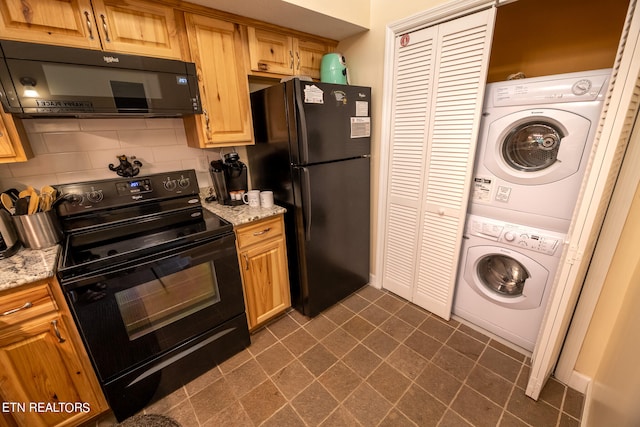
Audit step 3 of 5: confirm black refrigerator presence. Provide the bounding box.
[247,79,371,317]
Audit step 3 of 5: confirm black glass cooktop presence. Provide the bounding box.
[57,207,232,282]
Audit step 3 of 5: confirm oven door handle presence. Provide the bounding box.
[126,326,237,388]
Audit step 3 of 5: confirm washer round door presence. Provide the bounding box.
[463,245,549,310]
[483,109,591,185]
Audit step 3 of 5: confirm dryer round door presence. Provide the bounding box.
[463,245,549,310]
[483,109,591,185]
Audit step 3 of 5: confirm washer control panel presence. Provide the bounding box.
[466,215,566,256]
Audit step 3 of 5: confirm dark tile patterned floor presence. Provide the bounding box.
[95,286,584,426]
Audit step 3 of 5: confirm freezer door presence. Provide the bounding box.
[291,157,370,316]
[290,80,371,165]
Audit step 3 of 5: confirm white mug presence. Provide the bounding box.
[243,190,260,207]
[260,191,274,208]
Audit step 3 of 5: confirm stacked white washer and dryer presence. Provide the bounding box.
[453,69,611,352]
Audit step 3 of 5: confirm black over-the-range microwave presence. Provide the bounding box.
[0,39,202,117]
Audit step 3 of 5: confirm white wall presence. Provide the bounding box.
[583,184,640,425]
[283,0,371,28]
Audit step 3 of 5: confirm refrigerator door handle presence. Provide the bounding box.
[301,167,312,241]
[294,83,309,164]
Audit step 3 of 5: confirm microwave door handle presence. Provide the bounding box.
[301,167,312,241]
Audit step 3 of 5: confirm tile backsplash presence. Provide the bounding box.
[0,117,247,191]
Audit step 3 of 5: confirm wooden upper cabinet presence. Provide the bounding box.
[91,0,182,59]
[0,109,32,164]
[0,0,101,49]
[247,27,295,75]
[247,27,334,79]
[296,38,332,79]
[183,13,253,147]
[0,0,182,59]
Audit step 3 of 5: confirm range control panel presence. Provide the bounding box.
[466,215,566,256]
[56,169,199,216]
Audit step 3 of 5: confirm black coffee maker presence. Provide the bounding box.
[209,152,248,205]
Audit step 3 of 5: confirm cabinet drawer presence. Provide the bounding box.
[236,216,283,249]
[0,284,57,328]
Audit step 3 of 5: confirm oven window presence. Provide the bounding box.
[114,261,221,340]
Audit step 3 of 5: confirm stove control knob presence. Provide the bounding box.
[164,179,177,191]
[67,193,84,205]
[86,189,103,204]
[178,177,190,188]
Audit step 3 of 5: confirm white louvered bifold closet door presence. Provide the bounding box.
[381,8,495,319]
[382,26,437,302]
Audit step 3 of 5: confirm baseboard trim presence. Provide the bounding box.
[369,273,380,289]
[568,370,591,395]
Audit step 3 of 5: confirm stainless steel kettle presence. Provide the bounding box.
[0,209,20,258]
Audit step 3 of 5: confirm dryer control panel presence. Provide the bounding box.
[489,69,611,107]
[466,215,566,256]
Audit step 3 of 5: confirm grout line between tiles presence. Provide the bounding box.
[131,288,584,427]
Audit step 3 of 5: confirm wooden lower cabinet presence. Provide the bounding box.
[0,279,108,427]
[235,215,291,331]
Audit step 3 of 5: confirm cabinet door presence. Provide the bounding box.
[295,38,331,79]
[0,110,32,164]
[184,14,253,146]
[91,0,182,59]
[247,27,294,75]
[240,238,290,330]
[0,314,104,427]
[381,9,495,319]
[0,0,101,49]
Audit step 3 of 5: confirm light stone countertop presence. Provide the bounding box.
[202,198,286,226]
[0,245,60,292]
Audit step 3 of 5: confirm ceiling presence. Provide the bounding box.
[184,0,369,40]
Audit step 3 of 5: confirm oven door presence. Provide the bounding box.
[63,232,245,382]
